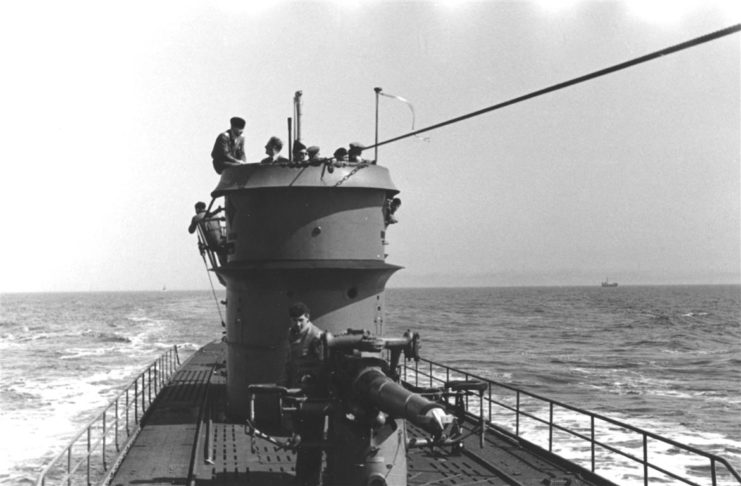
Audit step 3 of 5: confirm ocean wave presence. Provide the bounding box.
[0,339,19,351]
[59,347,114,360]
[2,330,79,343]
[80,330,131,343]
[0,388,44,410]
[176,342,204,351]
[126,315,174,328]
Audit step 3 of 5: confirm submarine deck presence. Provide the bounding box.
[107,341,615,486]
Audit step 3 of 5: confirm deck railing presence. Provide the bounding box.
[36,346,181,486]
[402,357,741,486]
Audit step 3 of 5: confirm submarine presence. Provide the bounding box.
[36,26,741,486]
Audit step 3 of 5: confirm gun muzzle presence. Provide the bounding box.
[353,367,444,435]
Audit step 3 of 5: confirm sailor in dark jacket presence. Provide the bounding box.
[211,117,247,174]
[286,302,324,486]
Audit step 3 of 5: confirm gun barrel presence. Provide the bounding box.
[325,333,411,352]
[353,367,443,434]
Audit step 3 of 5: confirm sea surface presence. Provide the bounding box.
[1,286,739,485]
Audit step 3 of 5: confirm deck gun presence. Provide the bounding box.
[245,330,472,486]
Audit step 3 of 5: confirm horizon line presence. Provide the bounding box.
[3,282,740,294]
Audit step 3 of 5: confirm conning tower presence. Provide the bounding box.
[211,162,401,417]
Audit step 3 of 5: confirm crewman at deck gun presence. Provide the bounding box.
[285,302,325,486]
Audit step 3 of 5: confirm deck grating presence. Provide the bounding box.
[109,341,615,486]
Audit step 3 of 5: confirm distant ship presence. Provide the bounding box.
[601,278,618,287]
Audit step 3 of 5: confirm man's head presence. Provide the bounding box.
[348,142,365,160]
[307,146,320,159]
[293,141,307,161]
[194,201,207,213]
[333,147,348,161]
[229,117,246,136]
[265,136,283,156]
[288,302,311,334]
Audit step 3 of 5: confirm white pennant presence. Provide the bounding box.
[380,92,430,142]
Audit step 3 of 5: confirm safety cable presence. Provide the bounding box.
[368,23,741,150]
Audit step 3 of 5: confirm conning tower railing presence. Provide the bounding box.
[401,357,741,486]
[36,346,181,486]
[195,214,227,271]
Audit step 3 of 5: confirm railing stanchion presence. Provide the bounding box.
[67,447,71,486]
[125,388,130,435]
[134,378,139,424]
[515,391,520,437]
[591,415,595,472]
[643,433,648,486]
[429,361,433,387]
[549,402,554,452]
[86,427,91,486]
[711,458,717,486]
[464,372,469,409]
[488,382,492,425]
[479,387,485,448]
[115,398,120,452]
[102,411,107,471]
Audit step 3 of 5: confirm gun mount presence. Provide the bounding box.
[246,330,462,486]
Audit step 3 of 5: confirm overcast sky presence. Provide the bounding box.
[0,0,738,292]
